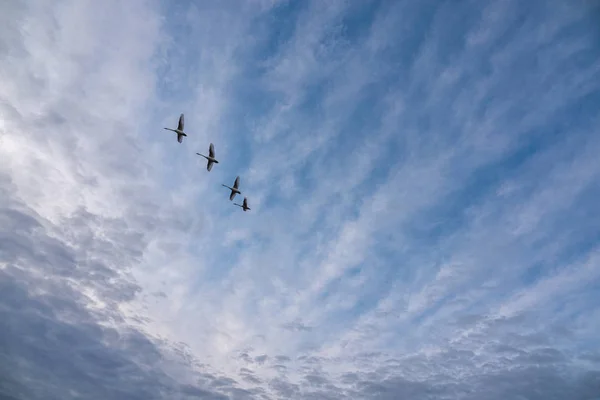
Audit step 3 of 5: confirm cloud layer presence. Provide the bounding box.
[1,0,600,399]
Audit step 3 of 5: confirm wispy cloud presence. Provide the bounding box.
[1,0,599,399]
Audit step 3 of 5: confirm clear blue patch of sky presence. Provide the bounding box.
[228,0,384,132]
[153,1,202,104]
[403,133,562,245]
[433,2,481,57]
[216,2,391,185]
[527,182,600,275]
[227,2,307,122]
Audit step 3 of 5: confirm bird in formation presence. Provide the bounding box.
[164,113,187,143]
[222,176,241,201]
[196,143,219,171]
[234,197,251,212]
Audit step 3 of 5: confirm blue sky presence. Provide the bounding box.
[1,0,600,399]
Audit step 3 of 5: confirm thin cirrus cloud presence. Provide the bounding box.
[1,0,599,399]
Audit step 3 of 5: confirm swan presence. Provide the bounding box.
[163,113,187,143]
[234,197,251,212]
[196,143,219,171]
[222,176,241,201]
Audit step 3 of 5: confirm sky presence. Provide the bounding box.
[1,0,600,399]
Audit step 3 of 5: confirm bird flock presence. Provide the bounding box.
[164,113,251,212]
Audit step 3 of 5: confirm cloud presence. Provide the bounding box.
[0,184,234,399]
[1,0,600,399]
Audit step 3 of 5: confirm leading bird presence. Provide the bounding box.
[234,197,251,212]
[222,176,241,201]
[163,113,187,143]
[196,143,219,171]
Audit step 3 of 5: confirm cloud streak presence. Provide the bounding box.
[1,0,599,399]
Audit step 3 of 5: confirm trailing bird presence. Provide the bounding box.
[234,197,250,212]
[196,143,219,171]
[163,113,187,143]
[222,176,241,201]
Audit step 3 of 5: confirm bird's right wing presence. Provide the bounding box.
[177,113,184,131]
[209,143,215,157]
[207,160,214,171]
[233,176,240,189]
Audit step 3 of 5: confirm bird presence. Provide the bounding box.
[163,113,187,143]
[222,176,241,201]
[196,143,219,171]
[234,197,251,212]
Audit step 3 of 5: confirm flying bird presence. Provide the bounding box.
[196,143,219,171]
[222,176,241,201]
[163,113,187,143]
[234,197,251,212]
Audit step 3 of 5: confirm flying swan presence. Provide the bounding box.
[222,176,241,201]
[234,197,251,212]
[196,143,219,171]
[163,113,187,143]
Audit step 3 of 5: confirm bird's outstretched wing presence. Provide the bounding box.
[229,191,237,201]
[243,198,248,208]
[177,133,184,143]
[207,160,214,171]
[233,176,240,189]
[209,143,215,158]
[177,113,184,131]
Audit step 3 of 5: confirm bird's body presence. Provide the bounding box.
[234,197,251,212]
[196,143,219,171]
[222,176,241,201]
[164,113,187,143]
